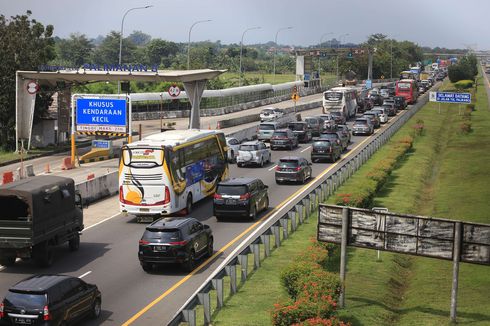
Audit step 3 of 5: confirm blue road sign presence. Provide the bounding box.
[429,92,471,104]
[365,79,372,89]
[76,98,126,132]
[92,140,111,149]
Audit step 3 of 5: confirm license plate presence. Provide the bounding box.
[154,245,167,252]
[14,318,33,325]
[225,199,237,205]
[318,150,325,153]
[140,208,149,212]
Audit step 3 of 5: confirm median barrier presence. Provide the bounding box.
[75,171,118,204]
[61,157,74,170]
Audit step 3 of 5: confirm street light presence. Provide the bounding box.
[318,32,334,78]
[239,26,261,87]
[272,26,293,83]
[118,5,153,94]
[187,19,212,70]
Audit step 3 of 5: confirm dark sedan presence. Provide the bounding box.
[287,122,312,143]
[275,157,312,184]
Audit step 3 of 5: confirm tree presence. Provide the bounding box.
[128,30,151,46]
[146,39,179,67]
[0,11,56,150]
[92,31,136,64]
[56,33,93,66]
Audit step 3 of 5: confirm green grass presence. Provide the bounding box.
[0,147,66,165]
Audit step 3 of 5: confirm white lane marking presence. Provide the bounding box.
[84,212,121,231]
[300,146,312,153]
[268,164,277,171]
[79,271,92,278]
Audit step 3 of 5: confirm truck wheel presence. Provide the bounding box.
[0,256,16,267]
[34,242,54,268]
[69,233,80,252]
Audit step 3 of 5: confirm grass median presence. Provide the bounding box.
[202,76,490,325]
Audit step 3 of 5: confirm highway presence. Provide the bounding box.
[0,90,427,325]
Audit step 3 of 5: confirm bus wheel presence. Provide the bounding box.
[186,193,193,215]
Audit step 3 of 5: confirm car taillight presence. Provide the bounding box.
[139,239,150,245]
[275,166,281,171]
[295,167,301,171]
[169,240,189,246]
[164,186,170,205]
[336,140,340,144]
[43,305,51,321]
[213,193,222,199]
[239,193,251,200]
[0,301,4,318]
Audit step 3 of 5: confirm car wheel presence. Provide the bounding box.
[141,262,152,272]
[230,151,235,163]
[68,232,80,252]
[300,173,305,184]
[206,238,214,258]
[34,242,54,268]
[185,193,193,215]
[184,250,196,272]
[0,256,16,267]
[263,196,269,211]
[237,163,243,167]
[90,299,102,319]
[276,179,281,185]
[250,204,257,220]
[259,158,264,167]
[215,215,222,222]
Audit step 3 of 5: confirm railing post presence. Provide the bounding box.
[288,210,297,232]
[339,207,349,308]
[238,254,248,282]
[260,234,271,257]
[182,309,196,326]
[450,222,462,322]
[280,218,289,239]
[271,225,281,248]
[225,264,237,294]
[211,278,224,309]
[304,197,311,217]
[251,243,260,269]
[197,292,211,325]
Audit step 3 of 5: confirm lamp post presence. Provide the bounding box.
[272,26,293,83]
[187,19,212,70]
[239,26,261,87]
[318,32,333,79]
[118,5,153,94]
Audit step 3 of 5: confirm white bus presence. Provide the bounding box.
[322,87,358,119]
[119,129,229,220]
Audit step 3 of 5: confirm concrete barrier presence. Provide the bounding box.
[75,171,119,204]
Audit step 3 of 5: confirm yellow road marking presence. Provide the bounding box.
[123,131,376,325]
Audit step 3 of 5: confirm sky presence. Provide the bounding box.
[1,0,488,50]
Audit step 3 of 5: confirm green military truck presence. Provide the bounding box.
[0,175,84,267]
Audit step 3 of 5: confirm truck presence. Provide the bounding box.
[0,175,84,267]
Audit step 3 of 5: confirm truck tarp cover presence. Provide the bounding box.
[0,175,75,222]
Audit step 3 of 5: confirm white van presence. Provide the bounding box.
[322,87,358,119]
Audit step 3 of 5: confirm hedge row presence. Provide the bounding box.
[271,239,348,326]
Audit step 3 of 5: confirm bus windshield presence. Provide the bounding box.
[397,82,411,90]
[324,92,342,102]
[122,147,164,167]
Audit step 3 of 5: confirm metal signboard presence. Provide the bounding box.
[429,92,472,104]
[76,98,127,132]
[318,204,490,265]
[91,140,111,149]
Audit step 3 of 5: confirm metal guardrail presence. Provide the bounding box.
[167,85,437,326]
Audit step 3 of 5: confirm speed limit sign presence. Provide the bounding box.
[168,85,181,97]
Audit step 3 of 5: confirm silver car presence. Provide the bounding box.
[352,117,374,136]
[237,141,272,168]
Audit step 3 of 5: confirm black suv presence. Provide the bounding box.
[213,178,269,221]
[138,217,213,272]
[319,131,348,151]
[287,122,312,143]
[311,138,342,163]
[0,274,101,326]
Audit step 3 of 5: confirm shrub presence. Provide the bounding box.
[271,295,338,326]
[460,122,472,134]
[298,270,342,302]
[399,135,414,144]
[454,80,474,90]
[292,317,351,326]
[280,262,319,299]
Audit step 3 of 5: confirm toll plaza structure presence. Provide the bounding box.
[15,68,225,165]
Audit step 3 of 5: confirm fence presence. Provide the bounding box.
[167,84,435,325]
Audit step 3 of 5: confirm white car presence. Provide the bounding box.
[372,107,389,124]
[237,141,272,168]
[260,107,284,122]
[226,137,241,163]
